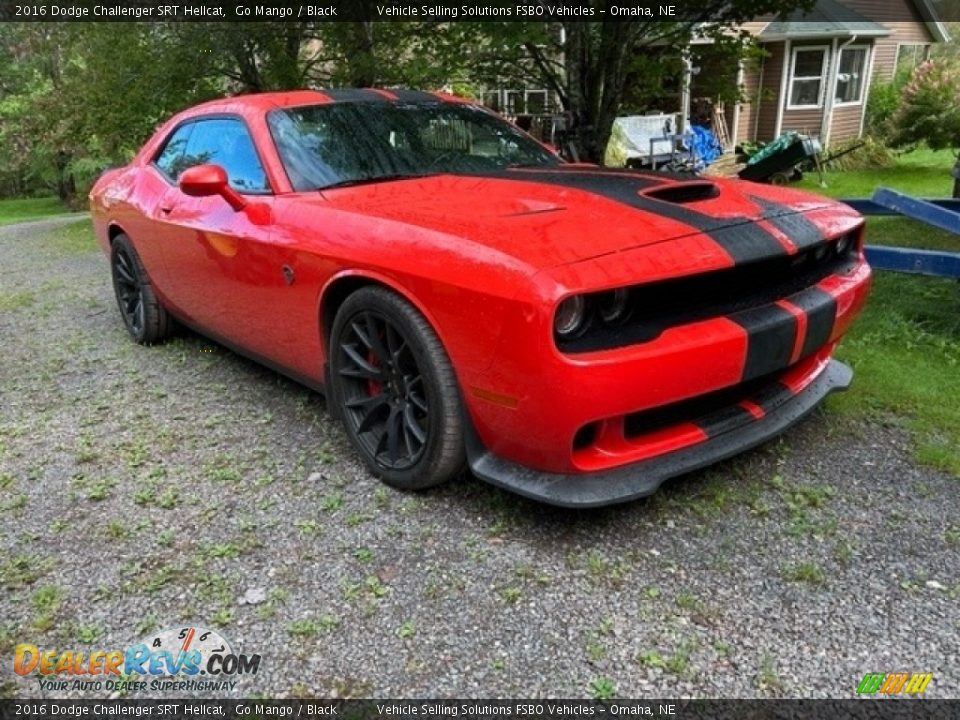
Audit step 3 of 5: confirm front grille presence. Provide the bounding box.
[557,235,857,354]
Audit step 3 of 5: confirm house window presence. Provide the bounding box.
[835,46,868,105]
[788,47,828,109]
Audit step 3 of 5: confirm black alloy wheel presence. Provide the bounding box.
[330,287,464,490]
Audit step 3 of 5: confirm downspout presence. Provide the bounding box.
[680,48,693,136]
[730,58,744,152]
[822,35,857,147]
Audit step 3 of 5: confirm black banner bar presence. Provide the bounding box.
[2,0,923,23]
[2,700,960,720]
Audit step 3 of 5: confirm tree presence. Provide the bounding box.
[890,58,960,197]
[455,1,816,162]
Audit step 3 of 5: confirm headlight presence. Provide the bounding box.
[597,288,630,324]
[554,295,587,337]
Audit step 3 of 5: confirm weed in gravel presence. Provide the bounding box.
[85,477,115,501]
[644,585,660,599]
[373,487,390,507]
[321,492,344,512]
[1,553,57,589]
[491,658,505,671]
[50,518,67,533]
[666,638,697,676]
[210,608,233,627]
[945,526,960,547]
[585,638,606,663]
[2,493,27,513]
[294,519,322,536]
[346,512,372,527]
[781,561,827,587]
[105,520,129,539]
[713,640,733,657]
[588,676,616,701]
[354,547,374,563]
[756,652,783,693]
[136,615,159,635]
[133,482,156,506]
[584,550,630,587]
[73,623,102,643]
[364,575,388,598]
[500,586,523,604]
[288,614,339,638]
[255,588,289,620]
[834,539,857,567]
[157,487,179,509]
[74,434,99,464]
[0,289,36,310]
[31,585,63,631]
[157,530,175,548]
[397,620,416,639]
[0,623,17,654]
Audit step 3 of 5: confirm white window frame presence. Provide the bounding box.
[786,45,830,110]
[835,45,870,107]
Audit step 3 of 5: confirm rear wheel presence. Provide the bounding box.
[110,233,172,344]
[329,286,465,490]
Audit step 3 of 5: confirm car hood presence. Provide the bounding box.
[313,167,851,269]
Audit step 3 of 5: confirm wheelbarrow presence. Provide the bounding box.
[738,133,822,185]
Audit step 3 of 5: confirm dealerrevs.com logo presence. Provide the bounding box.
[14,626,260,693]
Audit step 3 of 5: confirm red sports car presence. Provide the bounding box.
[90,89,871,507]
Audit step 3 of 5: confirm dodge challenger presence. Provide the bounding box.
[89,89,872,507]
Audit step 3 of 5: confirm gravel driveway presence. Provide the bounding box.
[1,218,958,699]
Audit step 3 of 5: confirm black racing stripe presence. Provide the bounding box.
[749,195,825,250]
[322,89,388,103]
[495,169,788,265]
[389,89,442,103]
[729,304,798,382]
[696,405,755,439]
[750,382,793,415]
[789,287,838,358]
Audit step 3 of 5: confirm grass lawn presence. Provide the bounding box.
[0,196,77,225]
[803,146,960,474]
[797,145,958,199]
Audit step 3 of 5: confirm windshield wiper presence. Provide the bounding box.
[318,172,440,191]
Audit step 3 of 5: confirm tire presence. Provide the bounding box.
[110,233,172,344]
[329,286,465,490]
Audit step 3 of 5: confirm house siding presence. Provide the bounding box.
[735,64,762,144]
[755,42,785,141]
[843,0,935,80]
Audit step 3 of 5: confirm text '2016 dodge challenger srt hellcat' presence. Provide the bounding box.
[90,89,871,507]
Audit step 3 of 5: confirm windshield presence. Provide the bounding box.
[267,101,561,191]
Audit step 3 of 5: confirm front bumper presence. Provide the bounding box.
[465,358,852,508]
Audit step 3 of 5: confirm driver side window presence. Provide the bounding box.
[181,118,270,193]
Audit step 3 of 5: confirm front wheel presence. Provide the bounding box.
[329,286,465,490]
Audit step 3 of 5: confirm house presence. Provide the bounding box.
[728,0,949,147]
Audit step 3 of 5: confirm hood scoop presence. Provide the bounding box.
[641,181,720,204]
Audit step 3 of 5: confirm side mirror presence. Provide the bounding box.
[179,164,246,211]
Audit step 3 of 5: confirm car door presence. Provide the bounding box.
[151,116,282,352]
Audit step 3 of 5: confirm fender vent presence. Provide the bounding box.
[641,182,720,204]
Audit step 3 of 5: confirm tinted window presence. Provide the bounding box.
[181,118,269,192]
[267,102,560,191]
[154,123,195,180]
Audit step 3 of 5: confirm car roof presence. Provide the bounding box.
[186,88,468,115]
